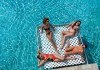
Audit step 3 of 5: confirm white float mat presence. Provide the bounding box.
[37,25,85,69]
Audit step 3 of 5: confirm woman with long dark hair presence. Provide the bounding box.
[40,17,58,53]
[61,20,81,49]
[37,50,75,66]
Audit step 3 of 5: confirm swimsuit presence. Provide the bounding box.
[43,54,56,61]
[67,30,75,33]
[46,31,51,35]
[72,47,83,53]
[44,28,51,35]
[44,28,50,31]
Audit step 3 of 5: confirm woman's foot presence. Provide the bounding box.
[65,57,76,60]
[70,57,76,60]
[60,43,64,49]
[60,46,63,49]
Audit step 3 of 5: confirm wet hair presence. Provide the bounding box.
[37,55,41,60]
[79,43,87,48]
[75,20,81,26]
[72,20,81,28]
[84,44,87,48]
[43,18,49,24]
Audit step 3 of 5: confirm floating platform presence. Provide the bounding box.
[53,63,99,70]
[36,24,88,69]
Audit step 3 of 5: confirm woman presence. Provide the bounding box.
[37,50,75,67]
[61,20,81,49]
[40,17,58,53]
[64,41,85,56]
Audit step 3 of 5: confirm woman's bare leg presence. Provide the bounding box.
[65,57,75,60]
[65,46,74,52]
[61,31,70,49]
[61,35,68,48]
[65,51,76,56]
[61,31,66,49]
[53,54,75,62]
[53,59,62,62]
[47,32,58,52]
[54,54,64,61]
[61,32,74,49]
[61,31,66,39]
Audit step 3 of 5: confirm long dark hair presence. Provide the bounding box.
[72,20,81,28]
[37,55,42,60]
[43,18,49,24]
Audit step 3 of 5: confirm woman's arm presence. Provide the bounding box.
[65,22,75,28]
[38,59,41,66]
[38,60,46,67]
[75,27,80,36]
[40,24,44,33]
[37,50,44,55]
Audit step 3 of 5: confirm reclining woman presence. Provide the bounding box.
[37,50,75,67]
[61,20,81,49]
[64,41,85,58]
[40,17,58,53]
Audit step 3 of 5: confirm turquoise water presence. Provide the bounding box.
[0,0,100,70]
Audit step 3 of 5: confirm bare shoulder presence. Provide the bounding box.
[41,24,44,26]
[40,24,44,27]
[71,22,75,25]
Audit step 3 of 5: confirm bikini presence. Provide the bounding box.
[44,28,50,31]
[43,54,56,61]
[44,28,51,35]
[73,47,83,53]
[68,27,79,34]
[67,30,75,33]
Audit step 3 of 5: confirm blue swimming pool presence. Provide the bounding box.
[0,0,100,70]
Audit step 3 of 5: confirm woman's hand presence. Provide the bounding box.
[38,60,46,67]
[65,24,71,28]
[37,50,44,55]
[66,22,75,28]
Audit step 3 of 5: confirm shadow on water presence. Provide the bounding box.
[82,35,95,64]
[82,35,100,70]
[99,66,100,70]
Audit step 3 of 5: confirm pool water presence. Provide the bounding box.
[0,0,100,70]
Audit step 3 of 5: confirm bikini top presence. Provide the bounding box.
[77,46,83,53]
[44,27,50,31]
[43,54,52,60]
[75,27,79,33]
[43,54,55,61]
